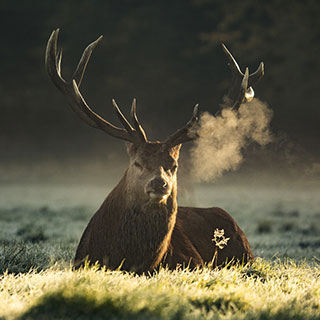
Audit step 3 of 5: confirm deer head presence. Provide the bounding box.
[125,141,181,205]
[45,29,199,206]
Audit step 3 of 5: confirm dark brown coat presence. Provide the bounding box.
[74,173,253,272]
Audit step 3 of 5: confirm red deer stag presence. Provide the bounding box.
[46,29,264,273]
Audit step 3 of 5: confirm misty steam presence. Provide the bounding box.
[190,99,273,182]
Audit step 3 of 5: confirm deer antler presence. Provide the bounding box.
[164,104,199,147]
[45,29,147,144]
[46,29,200,147]
[219,43,264,113]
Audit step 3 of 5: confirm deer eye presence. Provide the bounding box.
[133,161,143,170]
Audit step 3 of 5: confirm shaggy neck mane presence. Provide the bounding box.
[102,170,178,273]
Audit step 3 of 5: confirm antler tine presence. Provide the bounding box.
[46,30,94,127]
[111,99,148,143]
[248,62,264,87]
[46,30,65,89]
[46,29,99,127]
[222,43,243,77]
[231,67,249,111]
[221,43,264,111]
[72,81,135,142]
[131,99,148,142]
[56,48,63,76]
[112,99,135,134]
[164,104,199,147]
[72,35,103,87]
[46,29,141,144]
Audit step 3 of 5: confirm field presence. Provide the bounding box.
[0,181,319,319]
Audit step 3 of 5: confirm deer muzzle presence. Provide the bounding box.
[145,177,170,201]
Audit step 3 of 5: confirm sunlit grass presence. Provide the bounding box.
[0,259,319,320]
[1,184,319,319]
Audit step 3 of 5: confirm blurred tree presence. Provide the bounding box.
[0,0,319,164]
[191,0,320,147]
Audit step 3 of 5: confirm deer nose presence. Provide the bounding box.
[148,177,168,194]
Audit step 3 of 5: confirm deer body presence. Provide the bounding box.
[46,29,263,272]
[75,203,253,271]
[73,142,253,272]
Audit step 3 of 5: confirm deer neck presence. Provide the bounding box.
[106,171,178,272]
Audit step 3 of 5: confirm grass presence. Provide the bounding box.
[0,259,319,319]
[0,183,319,319]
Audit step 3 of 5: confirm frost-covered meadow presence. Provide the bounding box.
[1,181,319,268]
[0,180,319,319]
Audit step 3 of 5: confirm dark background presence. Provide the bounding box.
[1,0,319,184]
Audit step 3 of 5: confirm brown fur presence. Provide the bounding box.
[166,207,253,268]
[74,142,253,273]
[75,173,178,273]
